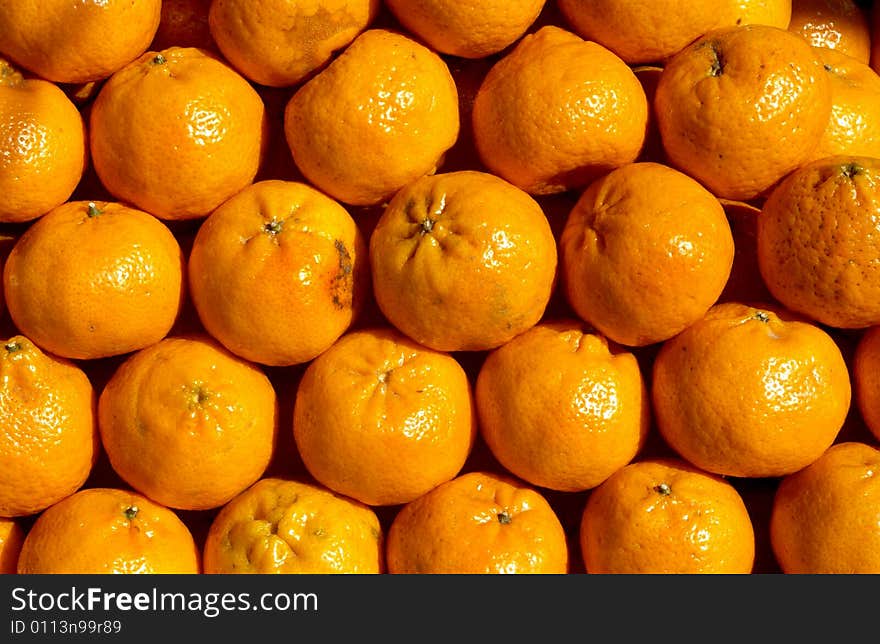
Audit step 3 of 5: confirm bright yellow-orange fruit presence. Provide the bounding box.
[293,327,476,507]
[284,29,459,206]
[475,320,650,492]
[17,488,200,574]
[90,47,266,220]
[771,441,880,573]
[188,180,368,367]
[472,25,647,195]
[0,336,97,518]
[560,162,734,347]
[152,0,216,51]
[0,518,24,574]
[203,478,384,574]
[789,0,871,63]
[580,458,756,574]
[852,326,880,442]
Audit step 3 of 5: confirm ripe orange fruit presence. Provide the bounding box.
[209,0,380,87]
[472,25,647,195]
[0,335,97,518]
[0,59,86,224]
[557,0,791,65]
[757,156,880,329]
[0,0,161,84]
[369,170,557,352]
[90,46,266,220]
[852,326,880,442]
[284,28,459,207]
[98,335,278,511]
[203,478,384,574]
[3,200,185,361]
[580,458,756,574]
[475,320,650,492]
[652,302,851,478]
[789,0,871,63]
[560,162,734,347]
[770,441,880,573]
[384,0,547,59]
[655,24,832,201]
[152,0,216,52]
[809,47,880,161]
[386,471,569,574]
[0,518,24,574]
[293,327,476,507]
[188,180,368,367]
[17,488,200,574]
[718,199,774,304]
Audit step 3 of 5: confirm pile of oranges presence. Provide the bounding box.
[2,0,880,575]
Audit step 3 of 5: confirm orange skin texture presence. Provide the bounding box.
[384,0,547,59]
[284,28,459,207]
[0,518,24,574]
[0,336,97,518]
[209,0,380,87]
[809,47,880,161]
[3,201,185,361]
[293,327,476,507]
[386,471,569,574]
[789,0,871,63]
[852,326,880,442]
[655,24,832,201]
[652,302,851,479]
[0,60,86,223]
[770,441,880,573]
[90,47,266,220]
[580,458,756,574]
[475,320,650,492]
[557,0,791,65]
[560,162,734,347]
[98,335,278,511]
[152,0,216,52]
[203,478,384,574]
[472,25,648,196]
[757,156,880,329]
[0,0,161,84]
[17,488,200,574]
[188,180,369,367]
[369,171,557,352]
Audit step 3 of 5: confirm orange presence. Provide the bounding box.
[475,320,650,492]
[718,199,774,304]
[471,25,647,195]
[209,0,380,87]
[188,180,369,367]
[580,458,756,574]
[17,487,200,574]
[98,335,278,511]
[789,0,871,62]
[0,59,86,224]
[152,0,216,52]
[757,156,880,329]
[0,335,97,518]
[0,0,161,84]
[368,170,557,352]
[293,327,476,507]
[557,0,791,65]
[0,518,24,574]
[655,24,832,201]
[384,0,547,59]
[652,302,851,478]
[559,162,734,347]
[873,5,880,73]
[809,47,880,161]
[386,471,569,574]
[3,200,185,361]
[770,441,880,573]
[90,46,266,220]
[284,28,459,207]
[632,65,667,164]
[203,478,384,574]
[852,326,880,442]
